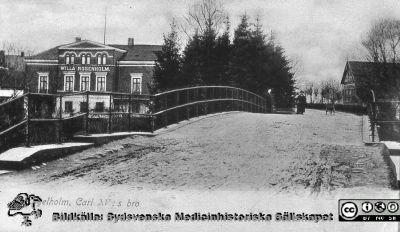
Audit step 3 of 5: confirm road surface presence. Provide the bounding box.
[0,109,394,192]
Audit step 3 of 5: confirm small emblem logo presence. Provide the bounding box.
[361,201,373,213]
[7,193,42,226]
[341,202,358,219]
[387,202,399,213]
[374,201,386,213]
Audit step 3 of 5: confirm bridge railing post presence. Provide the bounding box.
[176,91,180,123]
[128,94,132,131]
[58,94,63,144]
[196,88,199,117]
[233,88,236,111]
[164,94,168,127]
[107,93,112,134]
[219,87,222,112]
[186,89,190,120]
[84,91,89,135]
[149,95,155,133]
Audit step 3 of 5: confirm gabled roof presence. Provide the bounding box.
[108,44,162,61]
[341,61,400,84]
[26,46,60,60]
[26,40,162,62]
[59,40,126,52]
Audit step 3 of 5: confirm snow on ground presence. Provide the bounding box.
[0,110,397,232]
[0,110,394,191]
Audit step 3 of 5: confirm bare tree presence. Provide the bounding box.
[304,81,313,103]
[181,0,227,38]
[320,79,342,103]
[362,18,400,63]
[313,84,320,103]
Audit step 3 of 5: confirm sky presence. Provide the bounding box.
[1,0,400,86]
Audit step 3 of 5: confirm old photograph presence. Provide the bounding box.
[1,0,400,231]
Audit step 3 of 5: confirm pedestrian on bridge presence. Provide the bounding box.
[296,92,306,114]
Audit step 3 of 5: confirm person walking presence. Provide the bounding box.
[297,92,306,114]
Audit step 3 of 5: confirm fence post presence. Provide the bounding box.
[85,91,89,135]
[164,95,168,127]
[150,95,155,133]
[204,88,208,115]
[242,90,245,111]
[234,89,237,111]
[246,92,249,112]
[58,95,63,144]
[251,95,253,112]
[196,89,199,117]
[186,90,190,120]
[176,91,180,123]
[24,93,30,147]
[108,93,112,134]
[371,102,375,142]
[219,88,222,112]
[128,94,132,131]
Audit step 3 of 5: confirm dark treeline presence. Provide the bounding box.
[151,13,295,108]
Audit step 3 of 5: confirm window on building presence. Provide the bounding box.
[65,53,74,64]
[97,55,101,65]
[38,74,48,93]
[80,102,88,112]
[80,75,90,91]
[66,55,70,64]
[130,73,142,94]
[64,75,74,92]
[95,102,104,112]
[96,76,106,92]
[81,54,86,64]
[86,54,91,64]
[102,54,107,64]
[65,101,73,113]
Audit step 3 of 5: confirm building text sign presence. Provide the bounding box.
[60,66,110,72]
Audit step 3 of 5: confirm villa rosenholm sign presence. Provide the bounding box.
[60,66,110,72]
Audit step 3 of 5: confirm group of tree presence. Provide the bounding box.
[302,79,342,104]
[0,41,34,92]
[152,0,295,107]
[359,17,400,102]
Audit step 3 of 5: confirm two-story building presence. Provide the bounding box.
[341,61,400,105]
[25,38,161,113]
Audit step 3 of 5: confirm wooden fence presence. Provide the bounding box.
[0,86,267,153]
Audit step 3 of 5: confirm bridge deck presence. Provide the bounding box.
[0,109,393,193]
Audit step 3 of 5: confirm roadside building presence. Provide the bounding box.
[24,38,161,113]
[341,61,365,105]
[0,51,26,102]
[341,61,400,105]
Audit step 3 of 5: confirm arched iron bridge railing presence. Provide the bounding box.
[151,86,267,130]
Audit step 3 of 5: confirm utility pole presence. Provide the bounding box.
[103,7,107,45]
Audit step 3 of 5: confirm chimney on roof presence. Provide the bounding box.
[75,37,82,42]
[128,38,134,47]
[20,52,24,57]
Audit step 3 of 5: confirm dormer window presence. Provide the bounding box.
[97,54,107,65]
[81,54,86,64]
[81,54,91,65]
[102,54,107,64]
[65,53,75,64]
